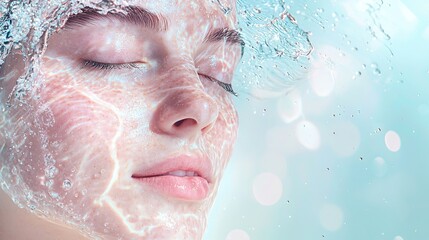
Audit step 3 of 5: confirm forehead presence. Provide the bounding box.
[122,0,237,26]
[57,0,242,57]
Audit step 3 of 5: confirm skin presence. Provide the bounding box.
[0,0,241,239]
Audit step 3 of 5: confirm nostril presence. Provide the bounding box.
[174,119,185,127]
[173,118,197,128]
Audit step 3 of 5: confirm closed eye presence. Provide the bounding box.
[198,73,238,97]
[81,60,238,96]
[82,60,141,70]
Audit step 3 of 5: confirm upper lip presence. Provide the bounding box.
[131,154,213,183]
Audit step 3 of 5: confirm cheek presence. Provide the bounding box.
[7,65,126,204]
[206,97,238,175]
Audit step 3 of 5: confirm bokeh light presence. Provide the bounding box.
[309,58,336,97]
[295,120,321,150]
[252,172,283,206]
[373,156,387,178]
[385,130,401,152]
[319,204,344,231]
[225,229,250,240]
[277,90,302,123]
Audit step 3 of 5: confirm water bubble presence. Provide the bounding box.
[371,63,382,75]
[44,153,55,166]
[394,236,404,240]
[45,165,58,178]
[373,68,381,75]
[62,179,72,190]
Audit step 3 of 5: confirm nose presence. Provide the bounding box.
[150,88,219,138]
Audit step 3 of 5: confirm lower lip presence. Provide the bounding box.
[133,175,210,201]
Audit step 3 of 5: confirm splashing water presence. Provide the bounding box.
[0,0,313,100]
[236,0,313,98]
[0,0,313,238]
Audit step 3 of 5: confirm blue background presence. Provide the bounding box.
[205,0,429,239]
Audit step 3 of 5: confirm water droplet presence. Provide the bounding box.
[45,179,54,188]
[373,68,381,75]
[49,191,59,199]
[44,153,55,166]
[25,191,33,200]
[62,179,72,190]
[45,165,58,178]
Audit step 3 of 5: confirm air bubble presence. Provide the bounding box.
[62,179,72,190]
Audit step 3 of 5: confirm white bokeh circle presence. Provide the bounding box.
[295,120,321,150]
[309,61,336,97]
[225,229,250,240]
[252,172,283,206]
[277,90,302,123]
[385,130,401,152]
[319,204,344,231]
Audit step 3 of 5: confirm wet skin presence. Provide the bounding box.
[0,0,241,239]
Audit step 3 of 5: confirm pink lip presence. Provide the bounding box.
[132,155,212,201]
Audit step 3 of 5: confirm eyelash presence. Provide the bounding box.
[82,60,238,96]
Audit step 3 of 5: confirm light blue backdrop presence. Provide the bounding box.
[205,0,429,239]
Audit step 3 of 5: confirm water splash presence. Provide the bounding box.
[366,0,394,56]
[0,0,313,238]
[236,0,313,98]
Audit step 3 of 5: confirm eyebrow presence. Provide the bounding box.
[64,6,168,31]
[64,6,244,54]
[205,28,245,55]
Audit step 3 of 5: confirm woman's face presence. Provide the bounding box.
[0,0,241,239]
